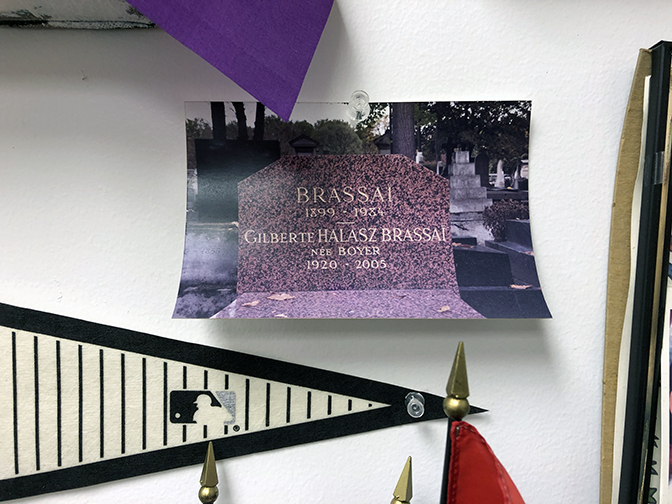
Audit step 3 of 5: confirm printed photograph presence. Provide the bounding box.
[173,100,550,319]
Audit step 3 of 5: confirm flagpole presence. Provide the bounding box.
[439,418,453,504]
[440,342,470,504]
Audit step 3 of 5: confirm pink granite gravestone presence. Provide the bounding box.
[237,155,459,293]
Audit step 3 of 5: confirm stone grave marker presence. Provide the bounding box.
[448,149,492,218]
[475,152,490,187]
[237,155,459,293]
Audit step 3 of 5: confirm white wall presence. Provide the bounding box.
[1,1,670,502]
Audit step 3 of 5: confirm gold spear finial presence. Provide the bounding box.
[199,442,219,504]
[443,341,470,421]
[390,456,413,504]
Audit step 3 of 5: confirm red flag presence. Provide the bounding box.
[447,421,525,504]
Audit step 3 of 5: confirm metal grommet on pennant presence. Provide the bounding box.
[404,392,426,418]
[347,90,371,125]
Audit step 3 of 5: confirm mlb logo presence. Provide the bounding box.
[170,390,236,425]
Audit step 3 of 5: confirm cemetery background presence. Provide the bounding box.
[173,101,550,319]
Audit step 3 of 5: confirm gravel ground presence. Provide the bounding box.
[212,289,484,319]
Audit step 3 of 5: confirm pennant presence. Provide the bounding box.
[125,0,334,120]
[0,302,478,501]
[446,421,525,504]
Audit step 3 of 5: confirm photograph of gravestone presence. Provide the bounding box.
[173,101,551,319]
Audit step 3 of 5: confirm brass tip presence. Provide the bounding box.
[199,442,219,503]
[443,342,470,420]
[390,456,412,504]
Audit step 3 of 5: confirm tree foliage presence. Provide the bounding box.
[355,103,389,153]
[312,119,363,154]
[226,122,253,140]
[483,199,529,241]
[263,116,315,156]
[419,101,530,173]
[185,118,213,139]
[191,100,529,170]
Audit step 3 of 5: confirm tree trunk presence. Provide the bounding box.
[253,102,265,141]
[210,102,226,141]
[391,102,415,159]
[233,102,249,140]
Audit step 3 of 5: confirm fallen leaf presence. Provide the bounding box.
[267,293,296,301]
[274,313,289,318]
[510,284,532,290]
[242,300,260,307]
[437,305,451,312]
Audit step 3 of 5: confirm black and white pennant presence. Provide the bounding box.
[0,303,459,501]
